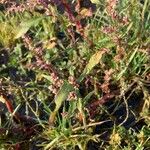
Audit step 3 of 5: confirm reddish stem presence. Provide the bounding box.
[1,94,37,124]
[88,90,120,117]
[5,99,14,113]
[15,143,21,150]
[60,0,93,46]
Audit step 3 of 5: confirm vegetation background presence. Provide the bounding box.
[0,0,149,149]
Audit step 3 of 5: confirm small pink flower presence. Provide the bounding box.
[67,91,77,101]
[102,26,116,34]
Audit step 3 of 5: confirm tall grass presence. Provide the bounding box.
[0,0,149,149]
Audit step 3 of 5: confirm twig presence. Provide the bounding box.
[72,120,111,132]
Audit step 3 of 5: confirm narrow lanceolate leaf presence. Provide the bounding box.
[116,46,138,80]
[49,81,73,125]
[77,98,87,129]
[142,0,148,21]
[83,91,95,105]
[54,81,73,111]
[78,50,105,82]
[15,17,43,39]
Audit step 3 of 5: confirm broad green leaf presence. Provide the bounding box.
[78,50,104,82]
[15,17,43,39]
[68,100,77,115]
[49,81,73,125]
[54,81,73,111]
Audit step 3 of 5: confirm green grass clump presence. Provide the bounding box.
[0,0,149,149]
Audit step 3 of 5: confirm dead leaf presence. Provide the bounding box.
[80,8,93,17]
[0,95,6,103]
[43,37,57,49]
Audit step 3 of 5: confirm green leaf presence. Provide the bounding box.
[116,46,138,80]
[83,91,95,105]
[121,22,133,37]
[42,74,52,82]
[78,50,104,82]
[77,98,87,129]
[15,17,43,39]
[49,81,73,125]
[54,81,73,111]
[142,0,148,21]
